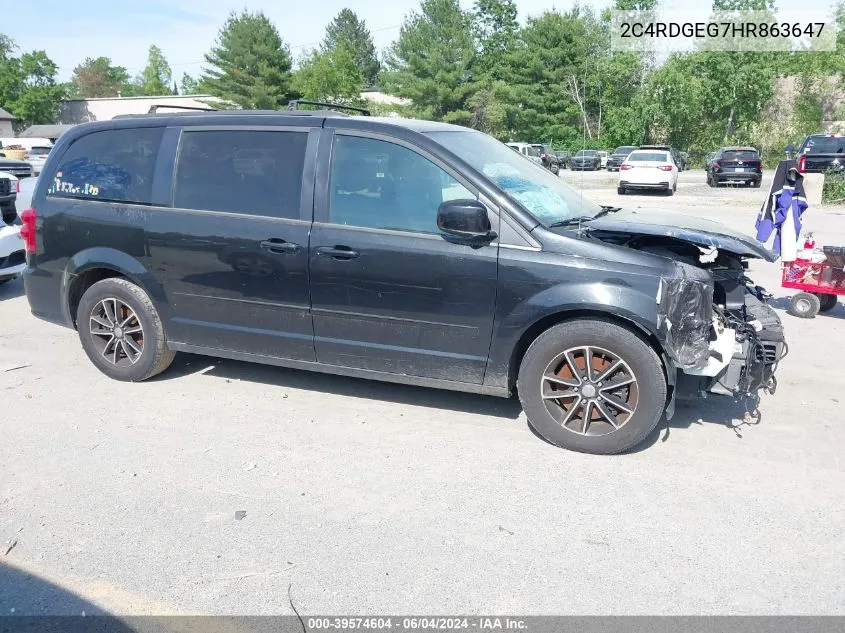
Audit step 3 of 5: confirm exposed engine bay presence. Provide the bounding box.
[593,231,787,406]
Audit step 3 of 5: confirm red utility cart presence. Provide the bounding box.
[782,245,845,318]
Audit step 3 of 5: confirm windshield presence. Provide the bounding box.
[614,146,636,155]
[628,152,669,162]
[574,150,597,158]
[802,136,845,154]
[428,130,602,224]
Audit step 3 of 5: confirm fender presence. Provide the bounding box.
[484,278,666,390]
[61,247,171,326]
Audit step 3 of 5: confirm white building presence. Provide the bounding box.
[59,95,224,124]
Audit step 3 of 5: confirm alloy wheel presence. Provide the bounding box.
[89,298,145,366]
[540,346,639,436]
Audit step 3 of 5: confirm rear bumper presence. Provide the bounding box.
[619,180,671,189]
[714,171,761,181]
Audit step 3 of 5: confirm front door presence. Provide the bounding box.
[308,131,499,383]
[146,126,318,361]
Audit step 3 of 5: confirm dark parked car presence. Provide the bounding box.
[796,133,845,174]
[570,150,601,171]
[605,146,637,171]
[20,107,785,455]
[531,144,560,175]
[555,150,571,169]
[0,154,34,179]
[706,146,763,187]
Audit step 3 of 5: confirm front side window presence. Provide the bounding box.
[174,130,307,218]
[329,135,474,234]
[47,127,163,205]
[428,130,602,224]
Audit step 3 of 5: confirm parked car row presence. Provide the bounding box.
[0,137,53,176]
[506,142,561,175]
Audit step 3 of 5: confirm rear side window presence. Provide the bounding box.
[47,128,163,204]
[628,152,668,162]
[721,150,759,161]
[174,130,307,218]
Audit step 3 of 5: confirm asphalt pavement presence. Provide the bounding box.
[1,170,844,616]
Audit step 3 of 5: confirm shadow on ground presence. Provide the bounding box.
[157,353,525,421]
[159,354,759,452]
[0,276,24,300]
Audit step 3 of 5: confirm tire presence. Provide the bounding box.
[816,293,838,312]
[753,179,762,188]
[665,186,674,196]
[551,164,560,175]
[672,180,677,193]
[706,173,715,187]
[617,186,626,195]
[517,319,667,455]
[788,292,821,319]
[77,277,175,381]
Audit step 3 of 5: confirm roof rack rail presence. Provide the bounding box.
[147,104,218,114]
[287,100,370,116]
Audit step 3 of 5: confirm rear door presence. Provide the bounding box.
[308,129,499,383]
[146,124,319,361]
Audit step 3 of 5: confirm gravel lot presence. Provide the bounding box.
[2,170,844,616]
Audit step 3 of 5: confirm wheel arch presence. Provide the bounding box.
[507,308,674,394]
[62,248,168,328]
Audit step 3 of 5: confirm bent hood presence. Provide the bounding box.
[584,208,777,262]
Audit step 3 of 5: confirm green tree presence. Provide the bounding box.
[179,73,200,95]
[293,47,364,103]
[70,57,130,98]
[382,0,477,123]
[0,46,67,130]
[321,9,381,88]
[472,0,519,78]
[135,45,173,96]
[712,0,774,10]
[202,10,294,109]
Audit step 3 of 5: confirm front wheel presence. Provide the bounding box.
[517,320,667,454]
[77,277,176,381]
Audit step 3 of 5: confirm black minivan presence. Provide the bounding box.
[21,107,785,454]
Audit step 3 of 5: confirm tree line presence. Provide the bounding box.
[1,0,844,161]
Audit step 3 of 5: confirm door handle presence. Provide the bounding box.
[316,246,359,260]
[260,239,300,255]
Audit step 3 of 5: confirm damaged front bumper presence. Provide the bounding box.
[655,266,786,413]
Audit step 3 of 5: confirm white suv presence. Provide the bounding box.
[618,148,679,196]
[0,171,24,285]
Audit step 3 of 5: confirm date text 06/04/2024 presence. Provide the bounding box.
[306,617,528,631]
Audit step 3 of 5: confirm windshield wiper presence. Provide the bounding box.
[547,206,621,228]
[547,216,594,228]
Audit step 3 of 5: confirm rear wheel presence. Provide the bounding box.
[617,186,626,195]
[753,179,762,188]
[517,320,667,454]
[77,278,176,381]
[551,164,560,175]
[816,293,838,312]
[789,292,821,319]
[706,173,715,187]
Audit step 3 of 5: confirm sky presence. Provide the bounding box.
[5,0,829,82]
[9,0,615,82]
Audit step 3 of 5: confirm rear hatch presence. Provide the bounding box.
[621,151,672,182]
[798,135,845,173]
[714,149,761,175]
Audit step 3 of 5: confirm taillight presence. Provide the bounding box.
[15,180,20,193]
[658,165,673,171]
[712,162,721,170]
[20,208,36,253]
[620,164,632,170]
[798,154,806,173]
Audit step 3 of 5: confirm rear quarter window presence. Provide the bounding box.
[47,128,163,205]
[721,150,759,161]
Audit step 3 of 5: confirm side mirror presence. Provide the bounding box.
[437,199,496,243]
